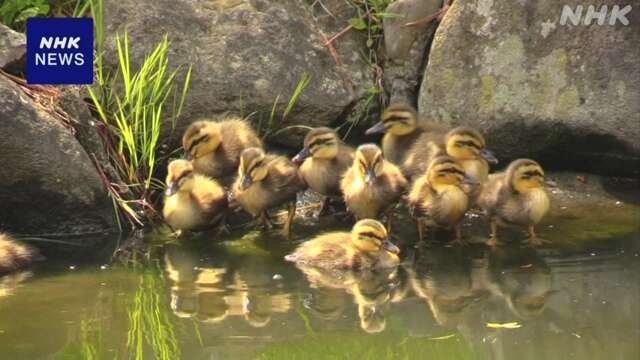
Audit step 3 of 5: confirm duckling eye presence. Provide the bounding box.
[455,140,480,149]
[521,170,543,179]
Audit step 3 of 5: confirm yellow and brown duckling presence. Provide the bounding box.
[285,219,400,271]
[0,233,41,274]
[407,156,477,245]
[403,127,498,182]
[292,127,354,212]
[182,118,262,179]
[341,144,408,224]
[478,159,555,247]
[230,147,303,238]
[365,103,447,166]
[163,159,228,233]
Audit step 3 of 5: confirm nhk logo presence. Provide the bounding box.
[26,18,93,85]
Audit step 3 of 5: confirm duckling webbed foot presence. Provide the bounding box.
[525,225,551,247]
[260,212,275,230]
[450,224,468,246]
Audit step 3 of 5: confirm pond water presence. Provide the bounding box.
[1,209,639,360]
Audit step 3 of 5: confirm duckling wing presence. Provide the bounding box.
[219,119,263,167]
[264,156,304,206]
[402,131,447,179]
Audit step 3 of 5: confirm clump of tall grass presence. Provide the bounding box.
[86,0,191,229]
[255,72,313,139]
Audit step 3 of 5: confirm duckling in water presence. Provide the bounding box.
[230,147,303,238]
[403,127,498,183]
[182,118,262,178]
[407,156,476,245]
[0,233,40,274]
[163,159,228,233]
[341,144,408,225]
[292,127,354,213]
[478,159,554,247]
[365,103,446,166]
[285,219,400,271]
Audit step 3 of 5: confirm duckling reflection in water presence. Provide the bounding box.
[182,118,262,179]
[230,147,304,238]
[163,159,228,234]
[341,144,408,227]
[285,219,400,271]
[407,156,476,245]
[292,127,354,215]
[164,246,229,321]
[479,159,555,247]
[482,246,553,319]
[410,247,485,328]
[0,233,40,274]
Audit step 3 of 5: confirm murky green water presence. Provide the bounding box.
[1,212,639,360]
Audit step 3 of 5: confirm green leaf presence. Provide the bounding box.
[348,17,367,30]
[366,38,374,48]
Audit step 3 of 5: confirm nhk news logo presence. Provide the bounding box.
[26,17,93,85]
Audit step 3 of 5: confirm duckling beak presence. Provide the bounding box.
[365,122,386,135]
[364,168,376,185]
[165,181,179,197]
[544,178,557,188]
[382,239,400,255]
[462,174,480,185]
[480,149,498,164]
[240,174,253,190]
[292,147,311,165]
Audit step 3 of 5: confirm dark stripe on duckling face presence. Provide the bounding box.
[454,139,482,150]
[520,169,544,179]
[187,134,209,153]
[246,159,265,176]
[308,137,335,151]
[359,231,384,241]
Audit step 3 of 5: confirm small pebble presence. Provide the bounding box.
[615,201,621,205]
[69,265,76,270]
[100,265,108,270]
[272,274,283,280]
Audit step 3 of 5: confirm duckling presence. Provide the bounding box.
[407,156,476,245]
[163,159,228,233]
[403,127,498,183]
[478,159,554,247]
[365,103,447,166]
[341,144,408,224]
[230,147,303,238]
[292,127,354,213]
[285,219,400,271]
[182,118,262,179]
[0,233,40,274]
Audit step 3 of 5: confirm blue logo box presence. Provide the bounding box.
[26,17,93,85]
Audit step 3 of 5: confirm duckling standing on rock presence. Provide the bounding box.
[407,156,476,245]
[292,127,354,214]
[0,233,41,274]
[365,103,446,166]
[182,118,262,179]
[163,159,228,233]
[341,144,408,227]
[230,147,303,238]
[285,219,400,271]
[478,159,554,247]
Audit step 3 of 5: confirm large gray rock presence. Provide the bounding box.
[418,0,640,176]
[0,76,114,235]
[102,0,371,146]
[0,23,25,68]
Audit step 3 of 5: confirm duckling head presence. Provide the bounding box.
[238,147,268,190]
[507,159,554,193]
[182,121,221,159]
[351,219,400,259]
[292,127,340,164]
[445,127,498,164]
[354,144,385,185]
[426,156,478,188]
[358,304,387,333]
[365,103,417,136]
[165,159,195,196]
